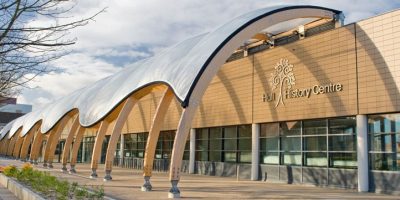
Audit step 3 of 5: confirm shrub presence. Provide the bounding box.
[21,163,33,171]
[3,165,18,177]
[2,164,105,199]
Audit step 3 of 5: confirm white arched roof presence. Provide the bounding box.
[1,5,342,139]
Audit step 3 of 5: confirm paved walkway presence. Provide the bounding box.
[0,158,398,199]
[0,184,18,200]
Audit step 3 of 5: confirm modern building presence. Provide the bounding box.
[0,98,32,129]
[0,5,399,198]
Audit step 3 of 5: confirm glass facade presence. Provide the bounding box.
[368,113,400,171]
[122,131,190,160]
[195,125,252,163]
[53,140,65,163]
[78,130,101,163]
[123,132,147,158]
[260,117,357,168]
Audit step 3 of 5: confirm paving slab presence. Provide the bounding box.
[0,182,18,200]
[0,158,398,199]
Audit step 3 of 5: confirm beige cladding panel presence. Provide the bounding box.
[122,97,152,134]
[161,97,182,131]
[253,25,358,123]
[59,115,76,139]
[356,10,400,114]
[192,57,253,128]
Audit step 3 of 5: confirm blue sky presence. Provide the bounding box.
[18,0,400,109]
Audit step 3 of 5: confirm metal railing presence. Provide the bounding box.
[113,157,171,172]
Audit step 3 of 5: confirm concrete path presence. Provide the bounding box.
[0,158,398,199]
[0,184,18,200]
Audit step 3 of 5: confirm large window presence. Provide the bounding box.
[123,130,190,160]
[195,128,209,161]
[77,129,97,163]
[369,113,400,171]
[156,131,175,159]
[328,117,357,168]
[124,132,147,158]
[281,121,302,165]
[209,127,222,162]
[223,126,237,162]
[238,125,252,163]
[260,117,356,169]
[195,125,251,163]
[303,119,327,167]
[260,123,280,164]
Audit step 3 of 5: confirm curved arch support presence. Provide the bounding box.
[2,139,10,155]
[29,130,43,164]
[168,105,197,198]
[19,125,38,161]
[89,120,109,178]
[7,136,17,156]
[12,133,24,158]
[46,115,73,168]
[0,140,4,155]
[141,87,174,191]
[61,116,80,172]
[69,125,86,173]
[42,130,55,167]
[103,96,138,181]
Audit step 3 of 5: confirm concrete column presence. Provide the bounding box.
[251,123,260,181]
[357,115,369,192]
[82,139,86,163]
[189,128,196,174]
[119,134,124,166]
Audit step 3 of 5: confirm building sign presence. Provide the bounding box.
[262,58,343,107]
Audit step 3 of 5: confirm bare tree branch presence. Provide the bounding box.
[0,0,105,97]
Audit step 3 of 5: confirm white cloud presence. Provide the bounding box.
[18,0,400,109]
[18,53,120,109]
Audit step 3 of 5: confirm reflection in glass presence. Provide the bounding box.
[260,123,279,137]
[224,139,237,151]
[304,119,326,135]
[239,151,252,163]
[260,138,278,151]
[260,152,279,164]
[224,126,237,138]
[281,137,301,151]
[368,113,400,171]
[329,117,356,134]
[304,152,327,167]
[224,152,236,162]
[280,121,301,136]
[329,135,356,151]
[282,152,301,165]
[239,138,251,151]
[304,136,327,151]
[329,152,356,168]
[210,151,221,162]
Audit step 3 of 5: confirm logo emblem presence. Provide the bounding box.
[270,58,296,107]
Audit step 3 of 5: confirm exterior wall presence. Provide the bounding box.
[192,57,253,128]
[259,164,357,188]
[253,24,357,122]
[356,10,400,114]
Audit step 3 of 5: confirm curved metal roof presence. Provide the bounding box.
[0,119,15,140]
[1,5,342,139]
